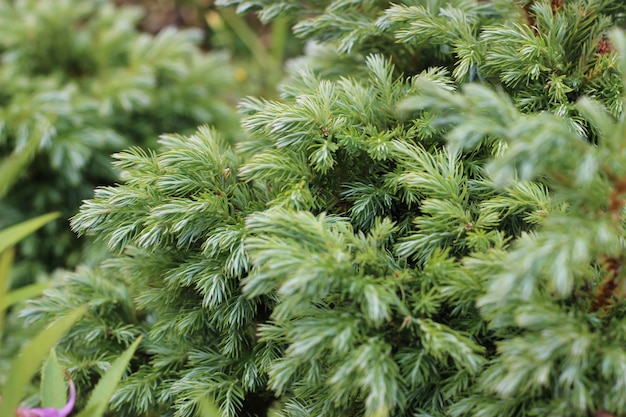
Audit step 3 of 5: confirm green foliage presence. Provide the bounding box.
[208,7,296,96]
[0,0,241,280]
[0,213,61,255]
[0,146,57,336]
[26,127,266,417]
[1,324,142,417]
[41,350,67,409]
[0,135,39,199]
[0,211,59,340]
[75,336,143,417]
[0,307,85,416]
[413,29,626,417]
[23,1,626,417]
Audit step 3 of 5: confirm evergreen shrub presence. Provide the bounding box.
[0,0,240,279]
[23,1,626,416]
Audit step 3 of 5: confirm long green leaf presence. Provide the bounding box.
[2,282,50,310]
[75,335,143,417]
[41,349,67,408]
[0,212,60,254]
[0,247,15,351]
[0,138,39,199]
[197,397,223,417]
[0,247,14,292]
[219,9,273,73]
[0,305,86,416]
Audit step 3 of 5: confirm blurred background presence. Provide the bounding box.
[0,0,301,284]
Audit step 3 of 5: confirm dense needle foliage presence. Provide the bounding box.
[23,1,626,417]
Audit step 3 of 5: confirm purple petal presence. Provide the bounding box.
[58,375,76,417]
[16,407,60,417]
[15,375,75,417]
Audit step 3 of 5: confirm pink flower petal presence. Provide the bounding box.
[15,375,75,417]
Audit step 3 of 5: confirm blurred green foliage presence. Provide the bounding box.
[0,0,242,282]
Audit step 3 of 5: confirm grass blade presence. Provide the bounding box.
[0,212,60,254]
[0,305,86,416]
[197,396,223,417]
[2,282,50,310]
[0,247,15,350]
[0,138,39,199]
[41,349,67,408]
[75,335,143,417]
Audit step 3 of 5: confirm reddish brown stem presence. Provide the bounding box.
[591,256,622,312]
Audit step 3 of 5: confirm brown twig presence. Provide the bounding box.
[597,39,615,55]
[591,255,622,312]
[550,0,563,14]
[604,171,626,221]
[521,0,564,31]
